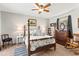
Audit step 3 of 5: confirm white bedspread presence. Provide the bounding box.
[30,35,52,40]
[24,35,55,51]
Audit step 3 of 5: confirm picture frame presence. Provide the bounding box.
[28,19,37,26]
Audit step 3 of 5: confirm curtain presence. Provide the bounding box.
[67,15,73,39]
[57,18,59,30]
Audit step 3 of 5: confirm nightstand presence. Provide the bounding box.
[16,35,24,44]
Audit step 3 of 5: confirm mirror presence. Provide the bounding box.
[60,23,65,31]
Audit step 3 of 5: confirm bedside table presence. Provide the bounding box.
[16,35,24,44]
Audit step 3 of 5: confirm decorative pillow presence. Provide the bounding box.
[30,27,46,36]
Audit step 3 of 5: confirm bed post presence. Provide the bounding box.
[54,43,56,51]
[28,19,30,56]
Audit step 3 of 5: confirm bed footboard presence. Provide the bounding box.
[29,43,56,55]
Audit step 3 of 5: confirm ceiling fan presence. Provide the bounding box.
[32,3,51,14]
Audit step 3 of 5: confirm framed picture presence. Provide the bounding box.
[28,19,37,26]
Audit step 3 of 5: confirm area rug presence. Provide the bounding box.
[14,46,28,56]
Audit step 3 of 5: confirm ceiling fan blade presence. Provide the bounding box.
[32,9,39,10]
[35,3,40,8]
[44,9,49,12]
[44,3,51,8]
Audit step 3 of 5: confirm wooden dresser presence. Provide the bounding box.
[55,29,68,46]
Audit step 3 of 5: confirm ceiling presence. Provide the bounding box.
[0,3,79,18]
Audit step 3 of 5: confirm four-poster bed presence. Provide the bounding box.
[24,19,56,56]
[25,35,56,56]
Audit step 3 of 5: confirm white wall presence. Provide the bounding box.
[1,12,27,43]
[49,11,71,31]
[36,18,49,34]
[70,8,79,33]
[49,10,71,23]
[1,12,26,34]
[0,11,1,45]
[0,12,1,33]
[49,8,79,34]
[1,12,49,43]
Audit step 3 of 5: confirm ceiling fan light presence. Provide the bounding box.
[39,3,46,5]
[32,3,51,14]
[39,8,43,12]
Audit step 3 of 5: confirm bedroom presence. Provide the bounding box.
[0,3,79,56]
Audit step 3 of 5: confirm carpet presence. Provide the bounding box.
[14,46,28,56]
